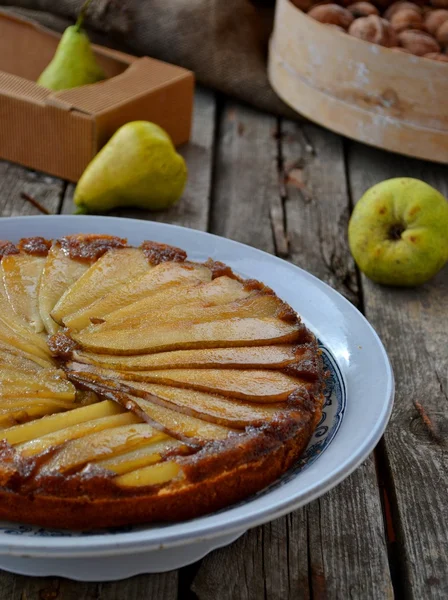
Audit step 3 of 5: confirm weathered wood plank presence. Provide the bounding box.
[192,105,392,599]
[283,122,392,600]
[0,161,65,217]
[347,142,448,600]
[61,87,216,233]
[0,571,178,600]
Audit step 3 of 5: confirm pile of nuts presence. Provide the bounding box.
[291,0,448,61]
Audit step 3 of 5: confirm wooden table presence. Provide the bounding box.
[0,88,446,600]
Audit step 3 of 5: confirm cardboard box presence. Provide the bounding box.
[0,13,194,181]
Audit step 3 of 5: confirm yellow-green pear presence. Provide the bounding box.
[37,0,106,91]
[348,178,448,287]
[74,122,188,214]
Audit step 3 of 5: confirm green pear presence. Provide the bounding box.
[74,121,188,213]
[37,1,106,91]
[348,178,448,287]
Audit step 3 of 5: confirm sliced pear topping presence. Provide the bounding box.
[1,367,76,400]
[72,344,298,371]
[0,340,53,368]
[39,423,161,474]
[1,400,122,445]
[95,276,248,332]
[120,382,284,428]
[88,294,282,338]
[51,248,151,324]
[18,412,142,457]
[72,317,302,355]
[39,243,89,334]
[115,461,181,488]
[0,403,72,428]
[1,253,46,332]
[122,395,235,441]
[96,367,299,402]
[94,438,184,475]
[63,262,213,331]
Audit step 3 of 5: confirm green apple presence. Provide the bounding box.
[348,178,448,287]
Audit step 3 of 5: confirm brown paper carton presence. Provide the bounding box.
[0,13,194,182]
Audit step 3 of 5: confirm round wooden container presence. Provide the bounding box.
[268,0,448,163]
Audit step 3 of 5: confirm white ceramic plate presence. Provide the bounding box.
[0,216,394,581]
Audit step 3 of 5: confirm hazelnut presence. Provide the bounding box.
[307,4,355,28]
[424,50,448,59]
[436,19,448,45]
[424,9,448,35]
[390,8,425,31]
[348,15,398,45]
[398,29,441,54]
[384,1,421,20]
[430,0,448,8]
[347,2,379,17]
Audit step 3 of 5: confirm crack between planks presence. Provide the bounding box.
[56,181,69,215]
[206,93,225,236]
[344,139,409,599]
[270,117,289,258]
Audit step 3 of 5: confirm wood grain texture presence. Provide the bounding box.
[0,161,65,217]
[191,104,392,599]
[282,122,392,599]
[61,87,216,233]
[348,142,448,600]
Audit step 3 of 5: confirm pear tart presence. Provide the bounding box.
[0,235,325,529]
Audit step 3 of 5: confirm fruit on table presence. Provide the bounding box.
[73,122,187,214]
[348,178,448,286]
[37,0,106,91]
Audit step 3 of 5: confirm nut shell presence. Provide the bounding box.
[307,4,355,28]
[290,0,315,11]
[390,8,425,31]
[384,2,421,20]
[347,2,379,17]
[348,15,398,46]
[436,19,448,45]
[398,28,441,53]
[424,9,448,34]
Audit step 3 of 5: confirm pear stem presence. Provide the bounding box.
[75,0,94,32]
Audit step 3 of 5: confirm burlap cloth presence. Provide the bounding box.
[0,0,298,118]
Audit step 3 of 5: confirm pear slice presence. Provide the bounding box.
[18,412,143,457]
[2,400,123,445]
[76,364,300,402]
[94,438,184,475]
[1,253,46,333]
[93,276,248,332]
[39,423,162,475]
[72,344,298,371]
[118,394,235,441]
[0,403,72,428]
[63,262,212,331]
[0,340,53,368]
[115,461,181,488]
[118,382,285,429]
[0,317,51,360]
[88,294,282,340]
[51,248,151,324]
[1,367,76,400]
[39,243,89,334]
[0,347,44,372]
[73,317,302,355]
